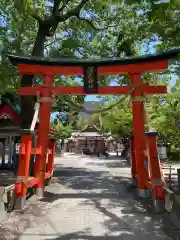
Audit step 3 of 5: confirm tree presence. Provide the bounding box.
[148,80,180,153]
[74,115,88,130]
[51,121,73,139]
[0,1,96,127]
[91,96,133,140]
[14,0,93,129]
[0,0,179,130]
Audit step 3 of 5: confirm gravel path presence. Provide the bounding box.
[0,153,172,239]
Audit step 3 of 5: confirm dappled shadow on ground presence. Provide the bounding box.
[86,155,130,169]
[106,158,130,168]
[88,159,130,168]
[40,162,170,239]
[0,155,175,239]
[0,199,52,240]
[10,232,143,240]
[41,233,141,240]
[50,165,131,192]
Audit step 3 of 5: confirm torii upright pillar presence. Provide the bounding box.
[33,75,53,196]
[131,74,149,197]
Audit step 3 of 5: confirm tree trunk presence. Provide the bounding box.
[20,23,49,129]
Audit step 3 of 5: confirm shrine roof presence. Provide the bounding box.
[0,119,20,128]
[0,95,21,126]
[3,98,20,116]
[0,94,20,116]
[78,132,102,137]
[80,125,101,133]
[7,48,180,67]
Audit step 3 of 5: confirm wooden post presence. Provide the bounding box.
[12,137,17,169]
[34,75,53,197]
[130,137,137,184]
[1,139,5,167]
[8,136,13,168]
[131,74,148,198]
[14,130,32,209]
[145,131,165,212]
[177,168,180,189]
[29,132,36,176]
[169,165,172,189]
[47,138,56,176]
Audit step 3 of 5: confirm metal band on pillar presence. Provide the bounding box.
[38,97,52,103]
[131,96,146,102]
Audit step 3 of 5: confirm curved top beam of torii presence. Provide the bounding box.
[7,48,180,67]
[6,48,180,76]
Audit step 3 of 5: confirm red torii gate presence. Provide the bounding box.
[7,48,180,211]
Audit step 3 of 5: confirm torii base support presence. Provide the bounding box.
[130,132,165,213]
[153,193,165,214]
[145,132,165,213]
[13,133,56,210]
[130,138,138,188]
[14,130,32,210]
[33,75,53,197]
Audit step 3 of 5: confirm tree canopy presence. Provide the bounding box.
[0,0,179,154]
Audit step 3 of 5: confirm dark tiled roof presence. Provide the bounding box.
[7,48,180,66]
[80,124,101,133]
[0,94,20,114]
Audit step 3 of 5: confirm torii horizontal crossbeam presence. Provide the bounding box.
[18,84,167,96]
[17,61,167,75]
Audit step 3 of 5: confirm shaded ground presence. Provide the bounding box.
[0,153,174,239]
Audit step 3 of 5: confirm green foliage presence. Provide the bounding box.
[92,96,132,138]
[148,80,180,153]
[0,0,179,151]
[51,121,73,139]
[0,0,179,91]
[75,116,88,130]
[91,77,180,155]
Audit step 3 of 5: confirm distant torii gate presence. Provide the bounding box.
[7,48,180,211]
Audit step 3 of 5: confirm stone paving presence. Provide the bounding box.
[0,153,172,239]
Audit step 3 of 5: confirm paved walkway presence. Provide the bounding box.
[0,153,172,239]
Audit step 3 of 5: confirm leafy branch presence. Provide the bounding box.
[52,0,89,22]
[75,14,117,31]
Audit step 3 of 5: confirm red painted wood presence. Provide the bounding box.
[34,75,53,192]
[0,104,21,122]
[45,172,51,179]
[143,85,167,94]
[18,85,42,95]
[27,177,39,188]
[15,172,52,194]
[53,86,131,95]
[28,173,51,189]
[15,134,32,197]
[18,60,168,76]
[130,138,136,179]
[18,86,130,95]
[47,140,55,175]
[146,134,165,200]
[18,85,167,96]
[131,74,149,190]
